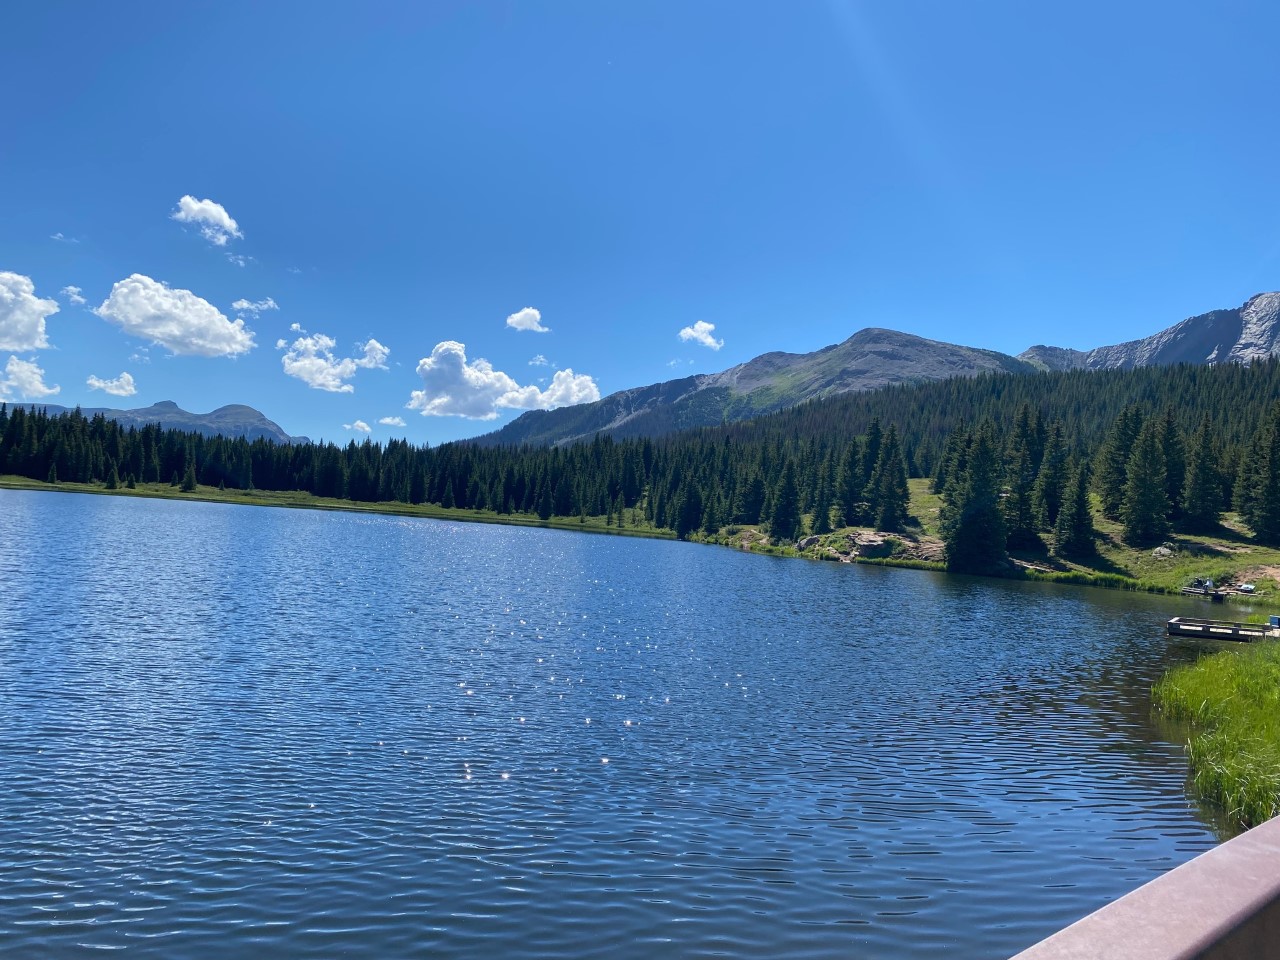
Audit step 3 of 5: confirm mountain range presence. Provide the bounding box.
[8,293,1278,447]
[8,400,308,445]
[476,292,1280,447]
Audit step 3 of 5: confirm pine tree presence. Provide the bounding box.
[106,462,120,490]
[701,493,720,535]
[737,473,766,525]
[939,425,1007,573]
[769,462,801,543]
[1032,421,1068,528]
[932,428,970,497]
[836,439,865,525]
[1094,406,1142,519]
[1239,403,1280,543]
[1003,426,1041,550]
[869,425,909,532]
[1121,420,1170,545]
[810,481,833,535]
[180,461,197,492]
[1054,460,1096,557]
[47,463,57,484]
[1181,416,1222,532]
[537,483,553,521]
[1158,407,1187,520]
[675,485,703,540]
[860,419,883,502]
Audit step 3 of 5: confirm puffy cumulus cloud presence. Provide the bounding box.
[61,285,86,306]
[407,341,599,420]
[378,416,407,427]
[343,420,372,433]
[0,272,59,351]
[231,297,277,316]
[172,195,243,246]
[528,353,550,366]
[503,368,602,410]
[0,355,60,399]
[86,371,138,397]
[506,307,549,333]
[678,320,723,350]
[95,274,255,357]
[279,332,389,393]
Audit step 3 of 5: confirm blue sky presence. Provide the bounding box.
[2,2,1277,444]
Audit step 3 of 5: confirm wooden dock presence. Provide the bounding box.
[1166,616,1279,642]
[1178,586,1226,603]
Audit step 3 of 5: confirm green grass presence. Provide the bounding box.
[1154,642,1280,828]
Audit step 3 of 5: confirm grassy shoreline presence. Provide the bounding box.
[8,473,1280,605]
[1154,642,1280,829]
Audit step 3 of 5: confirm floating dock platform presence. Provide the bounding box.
[1166,616,1279,642]
[1179,586,1226,603]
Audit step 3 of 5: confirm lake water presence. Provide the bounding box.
[0,489,1223,958]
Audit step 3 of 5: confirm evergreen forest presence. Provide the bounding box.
[6,357,1280,574]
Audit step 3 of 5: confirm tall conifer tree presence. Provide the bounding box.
[1054,460,1095,557]
[939,425,1007,573]
[1121,420,1170,544]
[1032,420,1068,528]
[770,462,801,543]
[1181,416,1222,532]
[870,425,910,532]
[1094,406,1142,519]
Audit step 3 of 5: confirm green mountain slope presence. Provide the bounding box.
[476,327,1037,446]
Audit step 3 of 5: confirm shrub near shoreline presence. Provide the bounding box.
[1154,642,1280,829]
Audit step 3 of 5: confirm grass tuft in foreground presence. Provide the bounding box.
[1153,642,1280,828]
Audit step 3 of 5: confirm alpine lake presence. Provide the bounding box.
[0,489,1230,958]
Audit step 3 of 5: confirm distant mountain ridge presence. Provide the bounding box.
[1021,292,1280,371]
[474,328,1038,447]
[478,292,1280,447]
[9,400,309,445]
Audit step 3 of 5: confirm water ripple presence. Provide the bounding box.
[0,490,1221,959]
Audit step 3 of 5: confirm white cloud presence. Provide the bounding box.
[343,420,371,433]
[407,340,599,419]
[506,307,549,333]
[95,274,255,357]
[0,272,59,351]
[171,195,243,246]
[678,320,724,350]
[0,355,60,399]
[225,253,252,268]
[86,371,138,397]
[50,232,80,244]
[528,353,550,366]
[378,416,407,427]
[289,322,303,332]
[279,332,389,392]
[61,285,86,306]
[231,297,278,316]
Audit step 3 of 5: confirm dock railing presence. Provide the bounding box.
[1012,815,1280,959]
[1166,617,1275,641]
